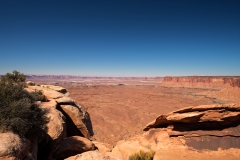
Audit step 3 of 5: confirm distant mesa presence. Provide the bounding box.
[161,76,240,89]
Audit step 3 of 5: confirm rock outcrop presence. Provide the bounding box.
[144,103,240,131]
[28,85,92,159]
[161,76,240,89]
[0,84,94,160]
[111,103,240,159]
[28,85,91,139]
[143,103,240,151]
[41,85,68,94]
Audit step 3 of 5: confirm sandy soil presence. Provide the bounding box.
[62,85,232,146]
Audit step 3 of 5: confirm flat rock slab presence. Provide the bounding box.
[144,103,240,131]
[143,103,240,152]
[28,86,65,99]
[41,85,68,94]
[55,97,74,104]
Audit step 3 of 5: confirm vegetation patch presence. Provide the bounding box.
[0,70,49,140]
[129,150,155,160]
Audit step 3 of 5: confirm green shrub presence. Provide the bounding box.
[129,150,155,160]
[1,70,26,83]
[32,89,47,102]
[0,71,49,140]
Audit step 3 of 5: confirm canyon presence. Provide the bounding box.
[61,76,240,146]
[1,76,240,159]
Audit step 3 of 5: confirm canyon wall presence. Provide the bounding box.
[160,76,240,89]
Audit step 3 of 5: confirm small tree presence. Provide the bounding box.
[2,70,26,83]
[0,71,49,140]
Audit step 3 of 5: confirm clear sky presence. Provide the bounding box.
[0,0,239,76]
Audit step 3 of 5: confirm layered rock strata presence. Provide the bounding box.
[111,103,240,159]
[161,76,240,89]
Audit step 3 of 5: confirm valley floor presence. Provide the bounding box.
[62,85,235,146]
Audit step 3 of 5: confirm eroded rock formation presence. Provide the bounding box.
[0,84,94,160]
[161,76,240,89]
[111,103,240,159]
[28,85,91,139]
[144,103,240,150]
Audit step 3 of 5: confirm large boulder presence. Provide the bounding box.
[59,105,90,138]
[53,136,95,159]
[41,101,67,141]
[65,151,124,160]
[0,132,31,160]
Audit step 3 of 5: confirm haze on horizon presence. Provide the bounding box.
[0,0,240,77]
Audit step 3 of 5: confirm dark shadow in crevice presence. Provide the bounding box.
[172,119,240,132]
[37,131,54,160]
[83,111,94,136]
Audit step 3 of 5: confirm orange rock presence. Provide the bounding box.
[53,136,95,159]
[92,141,113,153]
[0,132,30,160]
[144,103,240,131]
[161,76,240,89]
[65,151,124,160]
[40,103,66,141]
[60,105,90,138]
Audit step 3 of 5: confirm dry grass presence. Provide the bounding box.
[129,150,155,160]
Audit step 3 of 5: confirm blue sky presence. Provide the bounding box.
[0,0,240,76]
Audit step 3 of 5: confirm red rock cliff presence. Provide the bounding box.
[161,76,240,89]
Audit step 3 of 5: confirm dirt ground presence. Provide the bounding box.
[62,84,234,146]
